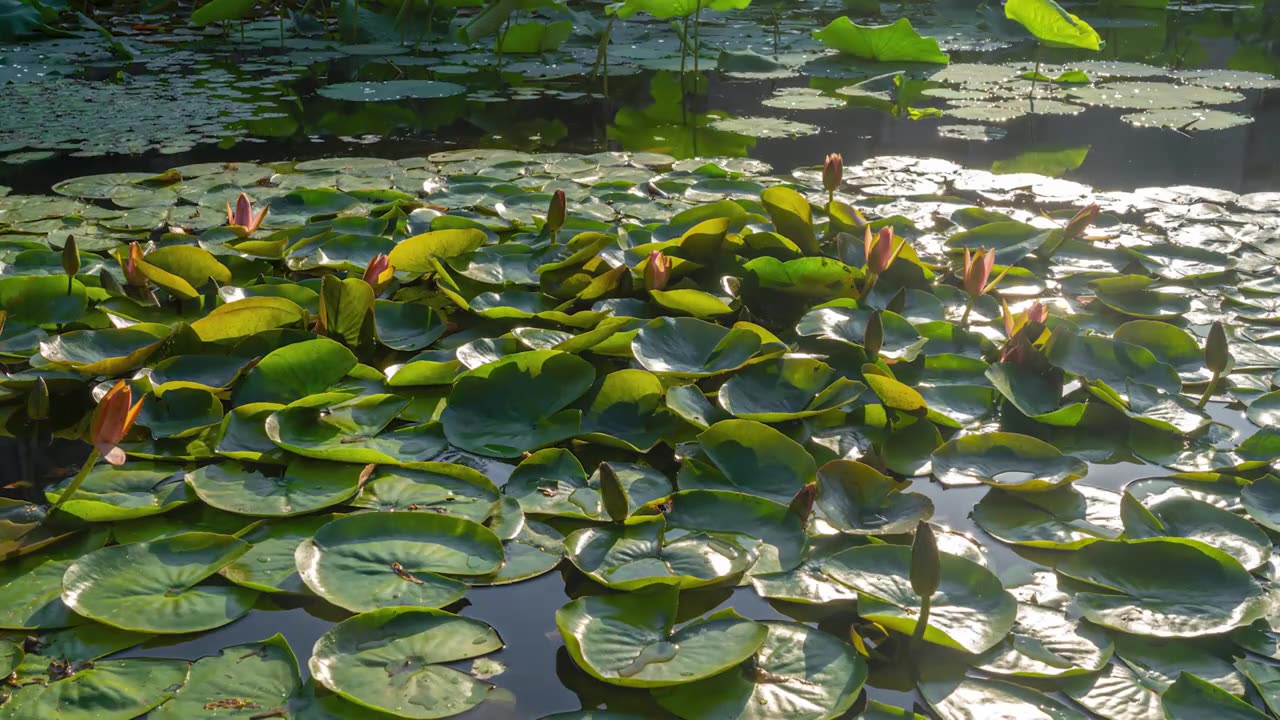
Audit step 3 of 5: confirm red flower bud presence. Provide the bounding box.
[823,154,844,195]
[1064,204,1100,239]
[362,254,394,295]
[963,247,996,298]
[864,226,898,275]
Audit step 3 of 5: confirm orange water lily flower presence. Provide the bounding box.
[226,193,268,234]
[963,247,996,297]
[91,380,144,466]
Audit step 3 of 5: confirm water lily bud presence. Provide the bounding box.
[822,153,844,194]
[226,192,268,234]
[962,247,996,298]
[598,463,630,523]
[1206,321,1229,376]
[909,521,940,599]
[787,483,817,522]
[362,254,394,295]
[28,378,48,422]
[61,236,80,279]
[91,380,144,466]
[547,190,566,234]
[864,226,898,275]
[1064,204,1100,238]
[124,243,147,287]
[1025,301,1048,326]
[864,310,884,358]
[644,251,671,292]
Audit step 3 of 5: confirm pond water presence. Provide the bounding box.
[1,0,1280,718]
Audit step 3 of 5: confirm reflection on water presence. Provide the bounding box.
[1,1,1278,194]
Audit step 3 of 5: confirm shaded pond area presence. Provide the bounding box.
[0,0,1278,718]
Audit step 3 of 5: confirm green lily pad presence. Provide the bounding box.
[920,664,1090,720]
[565,516,755,591]
[1004,0,1102,50]
[44,462,191,522]
[631,317,762,377]
[0,531,108,629]
[813,17,950,64]
[556,587,768,688]
[39,323,172,375]
[718,356,866,421]
[186,459,363,517]
[679,419,816,503]
[577,369,678,452]
[61,532,258,634]
[441,350,595,457]
[1045,329,1182,394]
[1056,538,1269,637]
[822,544,1016,654]
[352,463,499,523]
[1123,493,1271,570]
[1062,662,1164,720]
[232,338,358,406]
[815,459,933,535]
[0,659,190,720]
[797,306,928,362]
[503,450,671,520]
[309,607,503,719]
[1162,672,1268,720]
[973,484,1122,549]
[652,622,868,720]
[150,634,300,720]
[221,514,340,594]
[931,432,1088,491]
[295,511,503,612]
[976,602,1113,678]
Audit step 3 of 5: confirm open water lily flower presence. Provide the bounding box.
[226,192,268,234]
[91,380,143,466]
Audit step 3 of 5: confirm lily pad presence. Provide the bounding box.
[61,532,258,634]
[652,622,868,720]
[821,544,1017,654]
[931,432,1088,491]
[556,587,768,688]
[295,511,503,612]
[1056,538,1269,637]
[441,350,595,457]
[310,607,503,719]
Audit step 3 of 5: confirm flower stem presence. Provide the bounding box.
[50,448,100,513]
[960,296,975,325]
[1195,371,1219,409]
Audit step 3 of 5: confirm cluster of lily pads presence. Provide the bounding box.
[0,147,1277,718]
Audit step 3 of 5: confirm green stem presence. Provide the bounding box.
[680,15,689,77]
[960,296,975,325]
[1196,371,1219,409]
[911,595,932,646]
[692,3,702,76]
[50,448,100,513]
